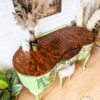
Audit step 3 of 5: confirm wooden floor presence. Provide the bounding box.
[17,46,100,100]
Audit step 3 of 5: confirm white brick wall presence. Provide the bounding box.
[0,0,29,69]
[0,0,80,69]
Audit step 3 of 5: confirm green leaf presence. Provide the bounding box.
[0,72,6,79]
[11,96,16,100]
[11,71,19,85]
[0,71,4,75]
[0,80,9,89]
[6,69,14,79]
[0,72,9,85]
[11,84,23,96]
[1,91,11,100]
[11,76,19,85]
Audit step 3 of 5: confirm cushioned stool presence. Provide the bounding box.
[57,54,77,88]
[58,63,75,88]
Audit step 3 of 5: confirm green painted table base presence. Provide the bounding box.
[16,43,94,100]
[17,68,56,100]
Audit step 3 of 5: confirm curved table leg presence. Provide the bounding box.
[36,94,40,100]
[82,54,90,70]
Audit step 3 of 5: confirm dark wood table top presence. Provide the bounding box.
[13,26,95,76]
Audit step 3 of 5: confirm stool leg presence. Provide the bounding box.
[68,75,72,80]
[60,77,64,88]
[82,54,90,69]
[60,75,72,88]
[36,94,40,100]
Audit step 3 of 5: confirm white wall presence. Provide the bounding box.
[0,0,80,70]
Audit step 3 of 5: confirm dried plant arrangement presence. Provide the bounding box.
[13,0,61,31]
[13,0,46,31]
[76,0,100,33]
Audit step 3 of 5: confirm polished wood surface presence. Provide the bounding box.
[17,46,100,100]
[13,26,94,76]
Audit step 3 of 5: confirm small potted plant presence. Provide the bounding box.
[0,69,23,100]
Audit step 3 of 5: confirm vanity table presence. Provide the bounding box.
[13,26,94,100]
